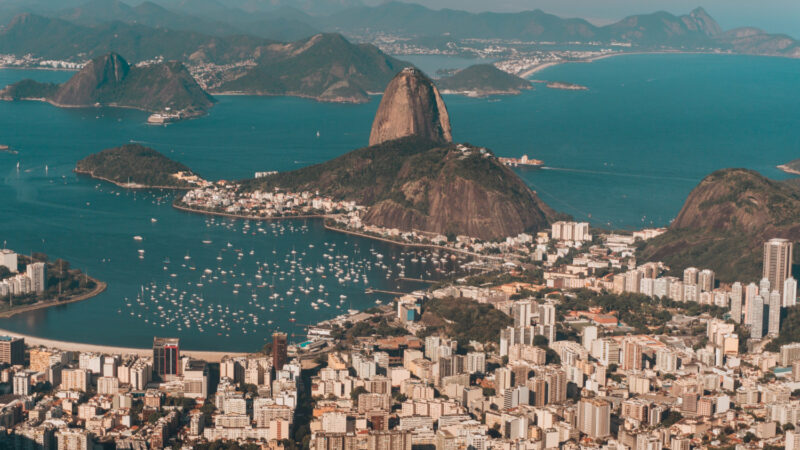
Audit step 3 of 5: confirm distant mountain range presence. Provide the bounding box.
[0,1,797,59]
[211,33,410,103]
[0,52,214,118]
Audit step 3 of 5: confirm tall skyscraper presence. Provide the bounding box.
[744,282,758,323]
[26,262,46,293]
[512,300,534,327]
[785,277,798,308]
[272,332,288,371]
[538,303,556,327]
[748,295,764,339]
[698,269,715,292]
[769,290,782,336]
[730,282,743,324]
[153,337,180,379]
[764,238,793,295]
[683,267,699,286]
[582,326,598,351]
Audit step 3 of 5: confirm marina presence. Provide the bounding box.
[1,54,800,351]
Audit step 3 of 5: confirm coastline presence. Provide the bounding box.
[173,202,502,260]
[0,278,107,319]
[777,164,800,176]
[74,169,195,190]
[0,326,248,362]
[518,50,735,79]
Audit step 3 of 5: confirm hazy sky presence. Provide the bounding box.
[368,0,800,38]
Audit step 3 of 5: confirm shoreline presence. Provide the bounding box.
[172,202,334,221]
[0,326,249,362]
[74,169,195,190]
[777,164,800,176]
[0,278,107,319]
[173,202,502,260]
[518,50,737,79]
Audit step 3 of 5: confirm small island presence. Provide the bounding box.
[0,52,215,122]
[546,81,589,91]
[778,158,800,176]
[436,64,533,97]
[75,144,208,189]
[0,250,106,318]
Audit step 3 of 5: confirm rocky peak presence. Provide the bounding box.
[52,52,130,106]
[369,67,452,147]
[688,7,722,36]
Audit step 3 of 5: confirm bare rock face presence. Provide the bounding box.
[369,67,452,146]
[52,52,130,106]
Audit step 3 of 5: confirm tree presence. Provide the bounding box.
[533,335,549,347]
[350,386,368,401]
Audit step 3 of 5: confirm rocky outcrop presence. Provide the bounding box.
[51,52,129,106]
[369,67,452,146]
[242,137,554,240]
[639,168,800,281]
[0,52,214,119]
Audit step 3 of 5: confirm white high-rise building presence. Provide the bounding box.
[698,269,715,292]
[764,238,793,295]
[0,250,17,273]
[13,372,29,396]
[748,295,765,339]
[745,282,759,323]
[512,301,535,327]
[730,282,743,324]
[582,326,598,351]
[538,303,556,327]
[769,290,782,336]
[784,277,798,308]
[466,352,486,374]
[577,398,610,438]
[683,267,699,286]
[26,262,46,294]
[760,278,772,297]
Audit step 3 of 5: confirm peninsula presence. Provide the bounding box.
[0,250,105,317]
[778,158,800,176]
[75,144,207,189]
[0,52,215,121]
[185,68,556,241]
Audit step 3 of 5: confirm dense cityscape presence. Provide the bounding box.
[1,220,799,449]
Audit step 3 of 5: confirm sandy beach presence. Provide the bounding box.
[0,327,250,362]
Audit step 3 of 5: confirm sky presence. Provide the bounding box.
[365,0,800,38]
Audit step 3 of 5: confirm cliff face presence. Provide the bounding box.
[51,52,130,106]
[639,168,800,281]
[0,52,214,116]
[241,137,554,240]
[369,67,452,146]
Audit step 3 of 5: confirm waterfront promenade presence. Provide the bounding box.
[0,327,249,362]
[0,279,108,318]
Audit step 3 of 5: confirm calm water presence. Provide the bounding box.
[1,53,799,350]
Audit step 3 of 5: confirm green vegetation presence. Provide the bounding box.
[638,169,800,282]
[75,144,200,188]
[0,252,97,309]
[1,53,214,115]
[0,79,58,99]
[436,64,531,95]
[559,289,729,334]
[210,33,409,102]
[240,136,551,240]
[765,305,800,351]
[421,296,513,344]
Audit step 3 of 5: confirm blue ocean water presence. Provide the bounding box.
[0,53,799,350]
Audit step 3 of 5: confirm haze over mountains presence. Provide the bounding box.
[0,0,797,60]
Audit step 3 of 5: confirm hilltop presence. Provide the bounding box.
[369,68,451,146]
[241,137,553,240]
[75,144,204,189]
[436,64,532,97]
[638,169,800,281]
[211,33,410,103]
[0,53,214,119]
